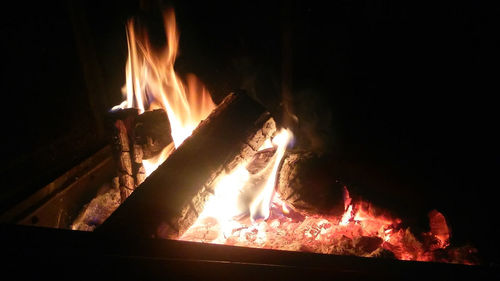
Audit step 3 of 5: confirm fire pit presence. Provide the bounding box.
[1,1,498,280]
[64,7,477,265]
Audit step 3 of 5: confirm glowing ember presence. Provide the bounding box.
[182,186,476,264]
[114,9,215,175]
[181,148,477,265]
[339,205,352,226]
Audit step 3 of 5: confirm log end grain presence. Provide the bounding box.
[277,151,345,216]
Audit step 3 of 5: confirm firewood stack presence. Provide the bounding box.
[99,91,354,239]
[98,91,276,239]
[108,108,172,203]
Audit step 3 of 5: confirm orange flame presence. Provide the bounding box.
[249,129,292,221]
[111,9,475,266]
[116,9,215,175]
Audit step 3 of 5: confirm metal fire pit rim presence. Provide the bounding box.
[2,223,495,281]
[0,145,114,226]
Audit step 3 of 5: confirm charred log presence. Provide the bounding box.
[98,91,276,239]
[134,109,172,160]
[108,108,138,202]
[245,148,345,216]
[108,107,158,201]
[277,151,345,216]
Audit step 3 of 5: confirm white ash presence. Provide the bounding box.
[71,184,121,231]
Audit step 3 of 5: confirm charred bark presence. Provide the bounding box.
[108,108,168,201]
[98,91,276,239]
[108,108,138,202]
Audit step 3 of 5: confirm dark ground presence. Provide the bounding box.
[0,0,498,267]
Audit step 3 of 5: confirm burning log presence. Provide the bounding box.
[276,151,345,216]
[98,91,276,239]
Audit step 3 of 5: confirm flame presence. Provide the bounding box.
[181,181,474,264]
[142,143,175,177]
[110,9,475,266]
[339,205,353,226]
[249,129,292,221]
[117,9,215,175]
[182,129,293,243]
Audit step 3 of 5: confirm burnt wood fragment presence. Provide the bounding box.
[246,147,277,174]
[98,91,276,239]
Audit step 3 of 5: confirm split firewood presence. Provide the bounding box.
[97,91,276,239]
[108,108,138,202]
[276,151,345,216]
[108,108,171,202]
[134,109,173,160]
[71,125,150,231]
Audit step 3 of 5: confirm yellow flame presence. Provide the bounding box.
[143,143,175,177]
[118,9,215,175]
[183,129,293,241]
[249,128,292,221]
[339,205,353,226]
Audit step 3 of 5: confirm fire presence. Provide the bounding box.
[109,9,476,265]
[177,122,469,263]
[182,166,476,264]
[182,181,470,264]
[116,9,215,175]
[339,205,352,226]
[182,129,293,243]
[249,129,292,221]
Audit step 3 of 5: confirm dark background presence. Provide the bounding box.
[0,0,498,265]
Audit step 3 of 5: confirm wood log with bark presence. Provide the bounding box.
[108,108,139,202]
[97,91,276,239]
[108,108,173,202]
[276,151,345,216]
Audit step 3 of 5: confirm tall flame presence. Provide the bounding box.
[248,129,292,221]
[117,9,215,175]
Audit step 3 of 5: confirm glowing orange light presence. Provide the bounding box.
[115,9,215,175]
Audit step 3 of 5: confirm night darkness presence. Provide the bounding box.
[1,0,498,266]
